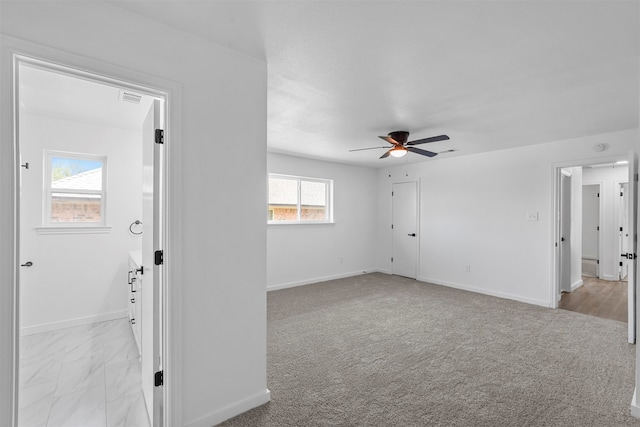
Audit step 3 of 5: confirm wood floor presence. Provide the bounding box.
[559,276,628,323]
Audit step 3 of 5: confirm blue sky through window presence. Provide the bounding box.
[51,157,102,181]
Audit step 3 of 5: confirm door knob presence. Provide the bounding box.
[20,261,33,267]
[408,233,416,237]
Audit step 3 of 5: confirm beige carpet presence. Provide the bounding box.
[220,273,639,426]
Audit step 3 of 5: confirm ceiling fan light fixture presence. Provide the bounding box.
[389,146,407,158]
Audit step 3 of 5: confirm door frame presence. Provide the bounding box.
[552,155,630,308]
[0,36,183,426]
[551,154,636,343]
[391,179,420,279]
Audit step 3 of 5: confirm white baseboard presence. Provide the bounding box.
[418,276,550,308]
[631,389,640,418]
[267,270,376,292]
[570,279,584,292]
[20,310,127,336]
[186,389,270,427]
[601,274,618,281]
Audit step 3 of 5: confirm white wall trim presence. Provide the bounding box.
[419,276,550,308]
[185,389,271,427]
[267,270,375,292]
[20,310,127,336]
[570,279,584,292]
[631,388,640,418]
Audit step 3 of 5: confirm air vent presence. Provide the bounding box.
[119,90,142,104]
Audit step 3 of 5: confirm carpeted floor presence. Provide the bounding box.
[220,273,640,426]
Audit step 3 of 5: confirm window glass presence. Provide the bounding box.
[268,174,332,223]
[45,152,106,225]
[300,180,327,221]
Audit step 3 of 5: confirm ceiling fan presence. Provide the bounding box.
[349,131,449,159]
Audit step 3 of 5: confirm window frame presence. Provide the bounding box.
[43,150,108,228]
[268,173,333,224]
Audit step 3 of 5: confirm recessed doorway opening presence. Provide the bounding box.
[13,55,168,426]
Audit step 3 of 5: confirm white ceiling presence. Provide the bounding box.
[25,1,640,167]
[19,63,153,131]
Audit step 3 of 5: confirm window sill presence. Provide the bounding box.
[35,226,112,235]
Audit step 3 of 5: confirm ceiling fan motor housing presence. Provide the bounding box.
[389,131,410,145]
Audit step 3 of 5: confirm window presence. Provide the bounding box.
[44,151,107,226]
[268,174,333,223]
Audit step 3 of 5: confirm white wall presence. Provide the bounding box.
[0,2,268,426]
[267,153,377,289]
[376,129,637,307]
[583,164,629,281]
[19,113,142,333]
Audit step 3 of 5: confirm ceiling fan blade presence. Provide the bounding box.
[407,147,437,157]
[406,135,450,145]
[379,136,400,146]
[349,146,390,152]
[380,149,392,159]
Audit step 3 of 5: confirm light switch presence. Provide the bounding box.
[527,212,539,221]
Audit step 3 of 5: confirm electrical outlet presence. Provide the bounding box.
[527,212,539,221]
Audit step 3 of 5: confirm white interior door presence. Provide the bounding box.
[620,183,629,280]
[392,182,418,279]
[628,152,637,344]
[559,173,572,293]
[582,184,600,278]
[142,99,163,425]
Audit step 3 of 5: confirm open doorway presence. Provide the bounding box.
[14,57,166,426]
[555,159,635,341]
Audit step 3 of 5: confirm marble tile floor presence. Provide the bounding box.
[18,318,151,427]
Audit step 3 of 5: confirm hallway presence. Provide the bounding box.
[559,276,628,323]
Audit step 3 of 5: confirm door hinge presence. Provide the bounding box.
[621,192,624,197]
[391,224,394,229]
[597,259,600,264]
[597,226,600,231]
[635,173,638,182]
[391,191,394,196]
[154,250,164,265]
[154,370,163,387]
[155,129,164,144]
[597,192,600,198]
[391,257,394,263]
[621,227,624,232]
[620,261,624,266]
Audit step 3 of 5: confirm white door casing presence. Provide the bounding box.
[621,183,630,280]
[142,99,164,426]
[628,151,637,344]
[391,181,418,279]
